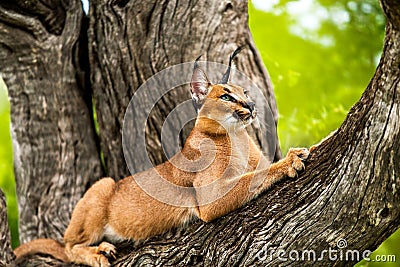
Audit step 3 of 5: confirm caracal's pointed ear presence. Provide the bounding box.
[219,46,243,84]
[190,55,211,112]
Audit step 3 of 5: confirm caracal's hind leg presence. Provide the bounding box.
[64,178,117,267]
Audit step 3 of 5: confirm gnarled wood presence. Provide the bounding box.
[111,0,400,265]
[0,0,103,243]
[0,190,15,266]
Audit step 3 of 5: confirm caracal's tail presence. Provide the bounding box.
[14,238,68,262]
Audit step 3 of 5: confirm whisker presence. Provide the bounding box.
[253,117,276,138]
[217,116,232,136]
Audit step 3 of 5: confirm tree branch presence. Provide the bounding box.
[110,0,400,265]
[2,0,399,266]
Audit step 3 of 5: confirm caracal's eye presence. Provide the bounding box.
[220,94,236,102]
[244,90,249,98]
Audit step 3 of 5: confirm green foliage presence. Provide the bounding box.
[249,0,384,152]
[0,78,19,248]
[249,0,398,266]
[354,229,400,267]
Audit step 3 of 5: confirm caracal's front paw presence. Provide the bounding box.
[98,241,117,260]
[284,148,310,178]
[87,242,116,267]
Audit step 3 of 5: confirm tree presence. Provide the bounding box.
[0,0,399,266]
[0,190,15,265]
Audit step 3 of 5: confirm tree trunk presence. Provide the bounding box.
[0,0,103,243]
[89,0,281,179]
[0,0,399,266]
[0,190,15,266]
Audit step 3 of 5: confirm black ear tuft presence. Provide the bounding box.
[219,46,243,84]
[193,55,202,70]
[190,57,211,112]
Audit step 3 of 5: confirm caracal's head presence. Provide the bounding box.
[190,48,257,134]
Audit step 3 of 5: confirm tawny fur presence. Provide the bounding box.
[14,239,68,262]
[14,66,309,267]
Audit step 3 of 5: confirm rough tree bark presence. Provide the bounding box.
[0,0,103,244]
[0,190,15,266]
[0,0,399,266]
[89,0,281,178]
[0,0,280,246]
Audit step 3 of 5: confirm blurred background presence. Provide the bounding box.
[0,0,398,265]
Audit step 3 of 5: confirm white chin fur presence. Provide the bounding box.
[223,116,252,131]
